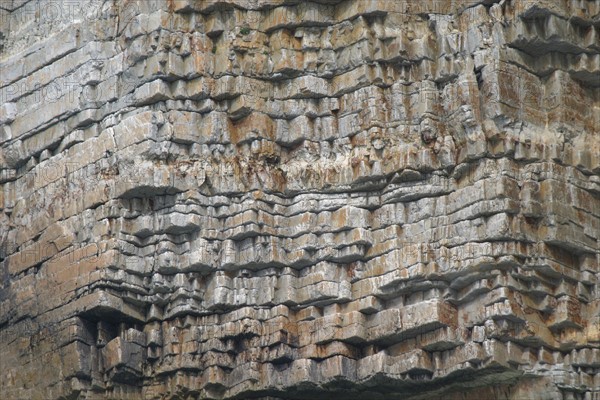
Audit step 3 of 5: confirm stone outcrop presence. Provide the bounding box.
[1,0,599,399]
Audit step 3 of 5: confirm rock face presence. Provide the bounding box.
[1,0,599,399]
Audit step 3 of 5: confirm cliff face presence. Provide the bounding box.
[0,0,599,399]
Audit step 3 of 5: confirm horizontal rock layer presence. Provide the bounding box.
[0,0,599,399]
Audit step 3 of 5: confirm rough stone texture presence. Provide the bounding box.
[0,0,599,399]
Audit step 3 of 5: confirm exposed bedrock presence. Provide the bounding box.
[0,0,599,399]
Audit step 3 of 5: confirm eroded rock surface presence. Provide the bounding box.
[1,0,599,399]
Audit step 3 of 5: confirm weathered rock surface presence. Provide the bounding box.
[1,0,599,399]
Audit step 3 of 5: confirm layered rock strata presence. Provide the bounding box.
[1,0,599,399]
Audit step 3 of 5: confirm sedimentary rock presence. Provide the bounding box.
[0,0,599,399]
